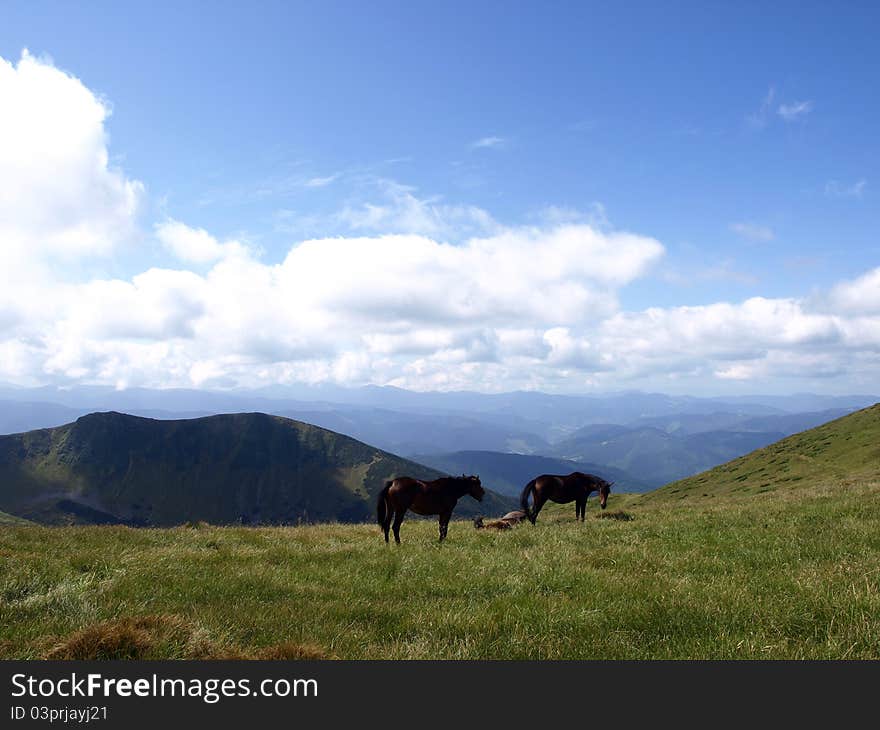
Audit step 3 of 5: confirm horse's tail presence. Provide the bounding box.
[377,480,393,526]
[520,478,537,520]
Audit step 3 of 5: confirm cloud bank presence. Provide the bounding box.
[1,51,878,393]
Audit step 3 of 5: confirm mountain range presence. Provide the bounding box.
[0,411,513,526]
[411,450,652,496]
[0,385,876,527]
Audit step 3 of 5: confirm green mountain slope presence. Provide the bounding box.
[0,509,31,525]
[0,412,512,526]
[641,403,880,503]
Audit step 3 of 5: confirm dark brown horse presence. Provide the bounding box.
[377,475,484,543]
[520,472,612,524]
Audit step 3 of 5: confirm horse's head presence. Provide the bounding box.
[466,474,485,502]
[598,479,613,509]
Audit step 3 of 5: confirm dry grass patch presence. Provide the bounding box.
[44,615,194,660]
[42,614,331,660]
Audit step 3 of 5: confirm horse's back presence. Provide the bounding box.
[534,474,564,489]
[387,476,421,492]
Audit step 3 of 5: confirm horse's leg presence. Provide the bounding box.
[531,493,547,524]
[438,509,452,542]
[381,496,392,543]
[577,498,586,522]
[392,509,405,544]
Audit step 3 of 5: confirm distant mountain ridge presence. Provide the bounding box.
[0,412,513,526]
[1,387,874,498]
[412,450,652,495]
[551,426,786,486]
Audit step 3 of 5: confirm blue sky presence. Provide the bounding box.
[0,2,878,394]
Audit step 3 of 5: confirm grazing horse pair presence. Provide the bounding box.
[376,471,612,542]
[520,472,612,524]
[377,475,484,543]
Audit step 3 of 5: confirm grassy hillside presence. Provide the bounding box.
[2,476,879,659]
[412,450,652,495]
[0,411,512,526]
[642,403,880,503]
[0,510,31,526]
[2,405,879,660]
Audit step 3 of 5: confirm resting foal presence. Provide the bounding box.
[473,509,528,530]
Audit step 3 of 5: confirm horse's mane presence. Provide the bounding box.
[433,475,475,486]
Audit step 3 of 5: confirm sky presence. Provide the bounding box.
[0,1,878,395]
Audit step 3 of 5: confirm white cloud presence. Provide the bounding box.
[747,89,813,127]
[730,222,775,242]
[588,286,880,388]
[155,220,250,264]
[825,179,867,199]
[827,267,880,314]
[0,50,142,268]
[304,174,339,188]
[3,221,665,388]
[336,180,501,239]
[777,100,813,121]
[470,136,506,149]
[1,50,878,394]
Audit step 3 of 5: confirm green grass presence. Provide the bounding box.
[3,479,880,659]
[643,403,880,503]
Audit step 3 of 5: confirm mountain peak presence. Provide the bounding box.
[0,411,513,526]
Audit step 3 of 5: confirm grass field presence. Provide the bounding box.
[3,476,880,659]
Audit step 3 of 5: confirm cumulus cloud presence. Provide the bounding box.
[155,220,250,264]
[3,221,666,388]
[336,180,501,239]
[827,267,880,314]
[1,50,878,394]
[0,50,142,265]
[590,288,880,388]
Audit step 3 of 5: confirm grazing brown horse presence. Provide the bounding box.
[377,475,484,543]
[520,472,612,524]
